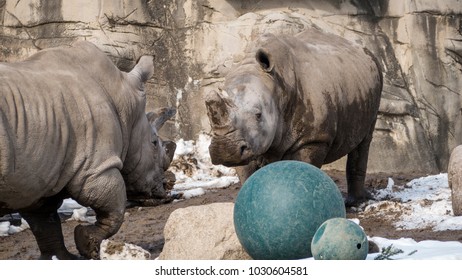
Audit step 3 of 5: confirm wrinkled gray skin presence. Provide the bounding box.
[206,28,382,206]
[0,41,176,259]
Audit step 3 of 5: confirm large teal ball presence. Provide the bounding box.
[233,160,346,260]
[311,218,368,260]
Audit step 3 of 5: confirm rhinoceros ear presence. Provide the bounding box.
[147,107,177,132]
[256,49,274,73]
[130,55,154,85]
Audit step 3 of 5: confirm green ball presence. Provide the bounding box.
[311,218,369,260]
[233,160,346,260]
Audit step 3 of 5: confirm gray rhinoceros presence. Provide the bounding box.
[0,41,176,259]
[205,28,382,206]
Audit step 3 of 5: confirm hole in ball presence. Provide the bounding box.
[357,243,362,249]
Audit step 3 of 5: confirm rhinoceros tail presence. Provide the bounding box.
[363,47,383,91]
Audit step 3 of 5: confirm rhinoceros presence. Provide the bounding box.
[205,28,382,206]
[0,41,176,259]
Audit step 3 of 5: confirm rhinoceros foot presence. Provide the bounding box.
[20,199,79,260]
[39,250,80,260]
[345,190,373,208]
[74,224,106,259]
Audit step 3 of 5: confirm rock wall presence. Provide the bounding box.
[0,0,461,174]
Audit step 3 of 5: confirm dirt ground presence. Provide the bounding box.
[1,171,462,260]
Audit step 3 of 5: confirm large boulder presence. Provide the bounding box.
[448,145,462,216]
[158,203,251,260]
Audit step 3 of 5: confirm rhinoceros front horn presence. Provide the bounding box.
[205,90,234,129]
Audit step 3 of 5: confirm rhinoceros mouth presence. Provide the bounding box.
[126,176,167,200]
[209,137,255,167]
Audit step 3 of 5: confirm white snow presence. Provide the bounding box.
[0,218,29,236]
[181,188,206,199]
[99,239,151,260]
[65,207,96,224]
[0,221,10,236]
[59,198,84,213]
[367,237,462,260]
[364,173,462,231]
[168,133,239,199]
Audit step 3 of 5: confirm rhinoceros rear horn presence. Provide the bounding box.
[130,55,154,85]
[147,107,176,131]
[256,49,274,73]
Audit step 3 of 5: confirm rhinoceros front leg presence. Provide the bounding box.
[72,168,126,259]
[235,157,270,183]
[284,143,329,168]
[20,195,78,260]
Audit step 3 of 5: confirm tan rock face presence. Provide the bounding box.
[158,203,251,260]
[0,0,461,174]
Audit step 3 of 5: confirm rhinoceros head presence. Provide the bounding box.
[205,50,281,166]
[123,107,176,200]
[122,56,176,199]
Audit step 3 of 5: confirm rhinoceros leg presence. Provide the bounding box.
[72,168,126,259]
[286,143,329,168]
[19,195,78,260]
[235,158,270,182]
[345,127,375,207]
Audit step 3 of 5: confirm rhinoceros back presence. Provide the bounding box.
[281,29,382,162]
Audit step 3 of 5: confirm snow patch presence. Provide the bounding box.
[0,218,29,236]
[369,236,462,260]
[168,133,239,199]
[100,239,151,260]
[364,173,461,231]
[66,207,96,224]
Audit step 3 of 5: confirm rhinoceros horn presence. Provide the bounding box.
[205,90,235,131]
[147,107,177,170]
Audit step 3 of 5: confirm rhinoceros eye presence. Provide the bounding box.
[152,139,158,147]
[255,112,262,121]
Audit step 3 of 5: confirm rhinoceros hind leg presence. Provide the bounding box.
[345,127,375,207]
[20,198,78,260]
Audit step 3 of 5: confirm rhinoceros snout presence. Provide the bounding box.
[209,137,253,167]
[239,144,254,161]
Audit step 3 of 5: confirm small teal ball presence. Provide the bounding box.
[233,160,346,260]
[311,218,368,260]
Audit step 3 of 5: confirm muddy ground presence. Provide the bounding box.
[1,171,462,260]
